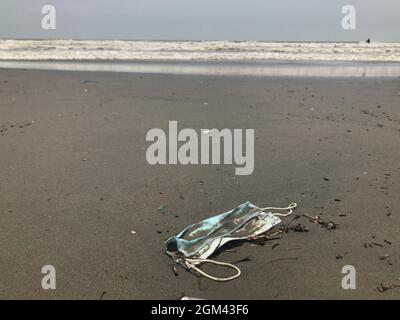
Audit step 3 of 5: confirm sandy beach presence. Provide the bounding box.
[1,67,400,299]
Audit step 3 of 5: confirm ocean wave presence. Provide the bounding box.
[0,40,399,62]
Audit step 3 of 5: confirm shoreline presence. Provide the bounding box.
[1,60,400,77]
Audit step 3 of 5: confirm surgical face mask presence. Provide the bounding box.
[165,201,297,281]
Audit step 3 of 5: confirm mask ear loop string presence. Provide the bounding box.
[183,202,297,282]
[259,203,297,217]
[184,258,241,282]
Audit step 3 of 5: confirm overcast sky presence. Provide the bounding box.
[0,0,398,41]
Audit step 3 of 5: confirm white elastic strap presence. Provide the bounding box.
[259,202,297,217]
[184,258,241,282]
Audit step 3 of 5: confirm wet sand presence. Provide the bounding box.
[1,68,400,299]
[2,60,400,77]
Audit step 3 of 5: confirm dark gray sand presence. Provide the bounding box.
[1,69,400,299]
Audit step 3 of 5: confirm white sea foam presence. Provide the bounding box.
[0,40,400,62]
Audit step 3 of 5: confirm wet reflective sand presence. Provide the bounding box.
[1,60,400,77]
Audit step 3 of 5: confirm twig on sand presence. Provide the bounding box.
[372,242,384,247]
[267,257,298,264]
[248,230,283,245]
[172,266,179,277]
[377,282,400,293]
[303,214,337,231]
[232,256,252,264]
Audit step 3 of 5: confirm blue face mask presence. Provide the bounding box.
[165,201,296,281]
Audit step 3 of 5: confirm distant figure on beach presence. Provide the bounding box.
[366,38,371,44]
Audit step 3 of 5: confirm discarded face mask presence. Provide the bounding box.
[164,201,297,282]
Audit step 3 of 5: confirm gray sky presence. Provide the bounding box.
[0,0,398,41]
